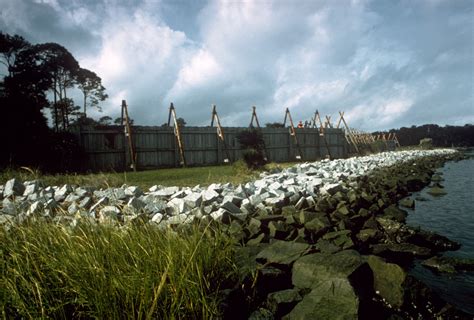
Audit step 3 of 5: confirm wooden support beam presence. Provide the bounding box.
[249,106,262,128]
[339,111,360,154]
[211,104,231,163]
[283,108,303,160]
[168,103,186,167]
[122,100,137,171]
[394,133,401,148]
[325,115,333,128]
[336,111,344,129]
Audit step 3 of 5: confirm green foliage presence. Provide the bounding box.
[236,129,265,150]
[373,124,474,147]
[236,129,267,169]
[242,149,267,169]
[0,32,109,171]
[265,122,284,128]
[1,221,237,319]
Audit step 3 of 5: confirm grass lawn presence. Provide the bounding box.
[0,161,296,190]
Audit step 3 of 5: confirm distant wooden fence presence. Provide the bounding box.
[71,126,350,171]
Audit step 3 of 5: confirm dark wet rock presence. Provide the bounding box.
[248,308,274,320]
[266,289,302,318]
[381,205,408,223]
[258,265,292,296]
[402,275,473,319]
[315,239,341,254]
[247,233,267,246]
[292,250,366,289]
[268,221,290,240]
[322,230,354,250]
[370,243,432,260]
[282,280,358,320]
[421,256,474,273]
[376,217,403,235]
[356,228,382,244]
[405,228,461,252]
[431,173,444,182]
[256,240,310,265]
[405,175,428,192]
[255,214,286,225]
[399,198,415,209]
[367,255,406,308]
[427,185,447,196]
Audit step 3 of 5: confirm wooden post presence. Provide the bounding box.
[339,111,360,154]
[168,103,186,167]
[325,115,333,128]
[336,111,344,129]
[394,133,401,148]
[311,110,331,159]
[211,104,231,163]
[249,106,262,128]
[283,108,303,160]
[122,100,136,171]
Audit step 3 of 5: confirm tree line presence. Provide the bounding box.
[0,32,108,171]
[373,124,474,147]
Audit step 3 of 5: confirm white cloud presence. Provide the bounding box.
[1,0,472,130]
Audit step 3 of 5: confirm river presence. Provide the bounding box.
[406,149,474,315]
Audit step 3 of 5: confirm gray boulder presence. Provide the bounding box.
[256,240,309,265]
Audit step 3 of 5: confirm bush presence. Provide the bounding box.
[242,149,266,170]
[236,129,267,169]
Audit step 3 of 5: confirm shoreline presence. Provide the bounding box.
[1,148,472,318]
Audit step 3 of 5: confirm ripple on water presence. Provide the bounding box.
[406,153,474,315]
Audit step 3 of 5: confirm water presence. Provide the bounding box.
[406,150,474,315]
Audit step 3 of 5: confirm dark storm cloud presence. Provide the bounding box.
[0,0,472,130]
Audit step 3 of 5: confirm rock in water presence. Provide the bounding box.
[399,198,415,209]
[367,255,406,308]
[427,186,447,196]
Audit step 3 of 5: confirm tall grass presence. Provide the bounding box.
[1,221,238,319]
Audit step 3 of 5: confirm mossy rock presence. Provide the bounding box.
[427,186,447,196]
[256,240,310,265]
[282,279,358,320]
[367,255,406,308]
[292,250,365,289]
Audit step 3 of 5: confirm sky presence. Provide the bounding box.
[0,0,473,130]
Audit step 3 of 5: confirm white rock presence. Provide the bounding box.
[26,200,44,216]
[152,186,180,197]
[89,197,109,213]
[3,178,25,197]
[167,213,188,225]
[151,213,164,223]
[202,189,219,203]
[167,197,187,215]
[125,186,143,197]
[183,192,202,208]
[99,206,121,220]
